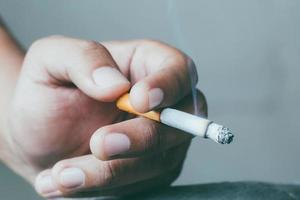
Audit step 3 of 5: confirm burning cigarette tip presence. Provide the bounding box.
[217,126,234,144]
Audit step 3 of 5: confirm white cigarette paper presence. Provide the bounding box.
[160,108,211,137]
[116,93,234,144]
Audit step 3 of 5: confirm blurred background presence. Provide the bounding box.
[0,0,299,199]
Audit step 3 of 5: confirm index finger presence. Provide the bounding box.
[102,40,198,112]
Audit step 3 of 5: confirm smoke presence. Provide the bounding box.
[167,0,200,116]
[167,0,189,54]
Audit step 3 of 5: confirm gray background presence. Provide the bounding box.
[0,0,300,199]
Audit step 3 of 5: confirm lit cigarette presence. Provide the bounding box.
[116,93,234,144]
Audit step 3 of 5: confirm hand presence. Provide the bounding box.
[1,36,207,198]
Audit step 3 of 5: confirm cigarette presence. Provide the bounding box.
[116,93,234,144]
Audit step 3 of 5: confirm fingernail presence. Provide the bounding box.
[36,175,57,195]
[92,67,130,89]
[59,168,85,189]
[148,88,164,109]
[104,133,131,157]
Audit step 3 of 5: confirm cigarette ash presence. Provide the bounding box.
[217,126,234,144]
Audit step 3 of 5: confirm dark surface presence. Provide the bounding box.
[125,182,300,200]
[1,162,300,199]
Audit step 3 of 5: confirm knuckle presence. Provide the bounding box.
[141,39,163,46]
[53,160,69,172]
[28,38,46,54]
[142,121,161,153]
[77,40,111,66]
[100,161,118,187]
[79,40,106,54]
[27,35,66,63]
[29,35,63,50]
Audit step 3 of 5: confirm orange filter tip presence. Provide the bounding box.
[116,93,161,122]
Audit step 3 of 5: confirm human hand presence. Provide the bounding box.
[1,36,207,198]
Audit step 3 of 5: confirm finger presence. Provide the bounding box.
[90,117,191,160]
[67,163,184,198]
[90,90,207,160]
[102,40,198,112]
[24,35,130,102]
[34,143,189,198]
[34,169,63,199]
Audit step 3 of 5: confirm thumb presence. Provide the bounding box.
[24,36,130,102]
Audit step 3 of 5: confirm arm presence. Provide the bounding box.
[0,17,24,159]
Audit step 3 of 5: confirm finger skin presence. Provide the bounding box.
[102,40,199,112]
[25,37,197,107]
[23,35,130,102]
[90,117,192,160]
[129,56,198,112]
[35,142,190,198]
[69,165,184,198]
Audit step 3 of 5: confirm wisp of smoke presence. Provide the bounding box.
[167,0,200,116]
